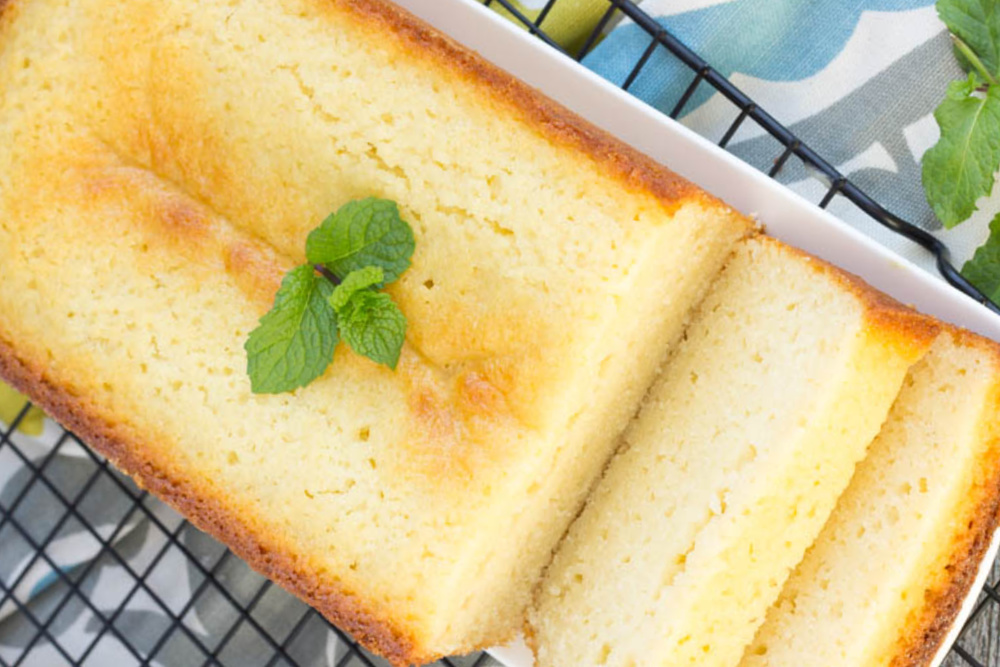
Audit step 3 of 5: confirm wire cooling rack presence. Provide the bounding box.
[488,0,1000,316]
[2,1,1000,667]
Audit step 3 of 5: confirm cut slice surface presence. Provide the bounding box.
[740,329,1000,667]
[528,236,938,667]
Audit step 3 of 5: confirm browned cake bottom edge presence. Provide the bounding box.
[891,357,1000,667]
[891,488,1000,667]
[0,334,441,667]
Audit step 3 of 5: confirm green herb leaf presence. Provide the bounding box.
[338,291,407,370]
[306,198,415,284]
[922,76,1000,228]
[245,265,338,394]
[962,211,1000,301]
[938,0,1000,81]
[329,266,384,313]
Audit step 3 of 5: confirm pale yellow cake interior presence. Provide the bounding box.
[529,237,934,667]
[740,330,1000,667]
[0,0,748,659]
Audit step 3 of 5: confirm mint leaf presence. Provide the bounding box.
[329,266,384,312]
[938,0,1000,80]
[306,198,415,284]
[922,78,1000,227]
[962,211,1000,301]
[339,291,407,369]
[245,265,338,394]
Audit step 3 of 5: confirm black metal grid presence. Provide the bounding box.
[0,403,499,667]
[486,0,1000,316]
[1,1,999,666]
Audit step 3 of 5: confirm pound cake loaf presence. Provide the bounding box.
[740,328,1000,667]
[0,0,750,664]
[528,236,938,667]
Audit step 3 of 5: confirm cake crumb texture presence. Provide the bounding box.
[0,0,749,664]
[740,329,1000,667]
[528,236,938,667]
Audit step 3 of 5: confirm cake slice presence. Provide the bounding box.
[527,236,938,667]
[0,0,749,664]
[740,328,1000,667]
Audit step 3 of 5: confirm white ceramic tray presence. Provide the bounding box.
[390,1,1000,665]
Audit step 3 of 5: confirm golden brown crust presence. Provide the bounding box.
[889,330,1000,667]
[951,326,1000,366]
[754,235,941,357]
[0,0,14,28]
[329,0,718,217]
[0,335,432,667]
[890,485,1000,667]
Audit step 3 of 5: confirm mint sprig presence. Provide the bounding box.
[922,0,1000,299]
[245,198,414,394]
